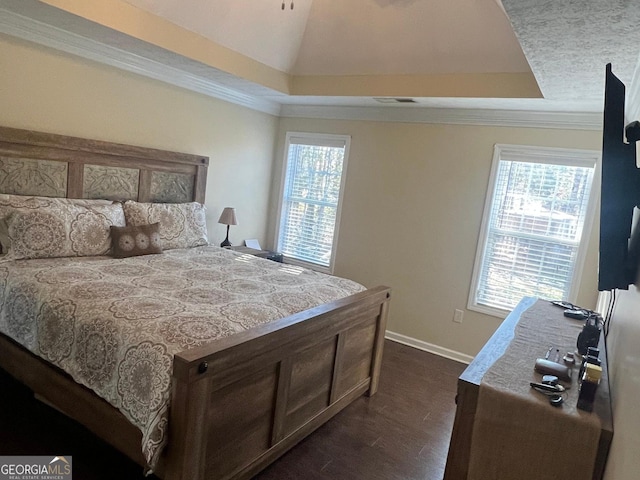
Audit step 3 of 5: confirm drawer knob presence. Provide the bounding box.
[198,361,208,374]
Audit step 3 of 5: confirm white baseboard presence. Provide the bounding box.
[385,331,474,365]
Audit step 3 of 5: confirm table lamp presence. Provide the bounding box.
[218,207,237,247]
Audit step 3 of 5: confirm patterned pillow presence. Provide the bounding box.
[111,223,163,258]
[0,194,113,255]
[2,202,126,260]
[123,200,208,250]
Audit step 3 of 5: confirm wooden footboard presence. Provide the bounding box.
[0,286,390,480]
[160,285,391,480]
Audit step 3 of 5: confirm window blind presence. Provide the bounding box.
[277,136,348,269]
[471,146,596,313]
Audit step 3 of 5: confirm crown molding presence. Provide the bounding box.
[278,104,604,130]
[0,8,281,116]
[0,7,604,129]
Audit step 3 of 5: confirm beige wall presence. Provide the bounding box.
[273,117,602,356]
[602,287,640,480]
[0,33,277,247]
[600,55,640,479]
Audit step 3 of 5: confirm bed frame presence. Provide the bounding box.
[0,127,391,480]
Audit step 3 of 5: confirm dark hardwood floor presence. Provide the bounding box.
[0,340,465,480]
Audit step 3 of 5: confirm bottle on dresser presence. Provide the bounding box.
[577,363,602,412]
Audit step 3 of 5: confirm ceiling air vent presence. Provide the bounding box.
[373,97,417,104]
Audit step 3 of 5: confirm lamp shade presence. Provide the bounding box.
[218,207,238,226]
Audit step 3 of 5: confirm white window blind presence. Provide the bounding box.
[276,133,350,272]
[469,145,598,316]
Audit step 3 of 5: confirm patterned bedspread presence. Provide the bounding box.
[0,246,365,469]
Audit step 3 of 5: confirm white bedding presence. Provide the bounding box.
[0,246,365,468]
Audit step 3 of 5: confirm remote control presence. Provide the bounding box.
[551,300,575,309]
[564,309,589,320]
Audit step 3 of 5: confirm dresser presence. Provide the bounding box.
[444,297,613,480]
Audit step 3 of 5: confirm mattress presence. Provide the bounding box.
[0,246,365,468]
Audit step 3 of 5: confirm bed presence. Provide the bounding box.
[0,126,391,480]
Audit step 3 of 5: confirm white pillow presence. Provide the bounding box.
[123,200,208,250]
[0,194,114,255]
[2,201,125,260]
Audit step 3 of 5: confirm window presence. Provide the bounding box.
[276,132,350,272]
[469,144,598,317]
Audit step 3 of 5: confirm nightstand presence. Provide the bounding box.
[229,245,284,263]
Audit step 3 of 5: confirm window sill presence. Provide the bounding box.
[466,302,511,320]
[282,256,333,275]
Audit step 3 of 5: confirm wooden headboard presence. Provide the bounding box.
[0,127,208,203]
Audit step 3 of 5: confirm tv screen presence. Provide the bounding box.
[598,64,640,291]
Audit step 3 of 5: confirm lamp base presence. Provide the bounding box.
[220,225,232,248]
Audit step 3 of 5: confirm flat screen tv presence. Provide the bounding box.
[599,64,640,291]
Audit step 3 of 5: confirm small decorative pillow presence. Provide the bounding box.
[0,194,114,255]
[2,202,126,260]
[123,200,208,250]
[110,223,163,258]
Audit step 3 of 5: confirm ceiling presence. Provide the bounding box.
[1,0,640,115]
[121,0,530,76]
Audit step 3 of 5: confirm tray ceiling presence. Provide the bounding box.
[1,0,640,116]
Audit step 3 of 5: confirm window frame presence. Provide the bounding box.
[274,131,351,274]
[468,144,600,318]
